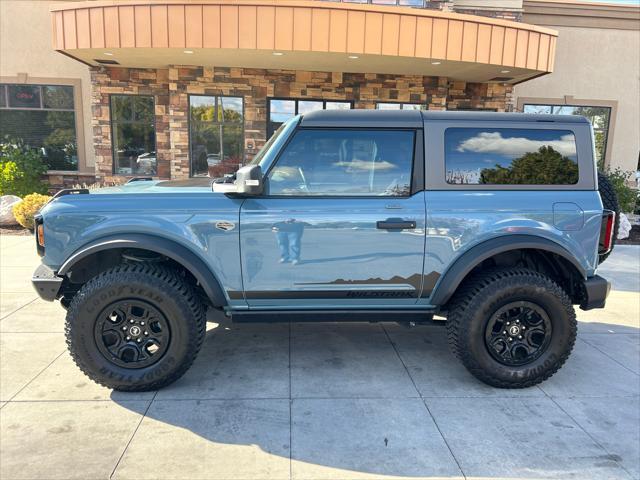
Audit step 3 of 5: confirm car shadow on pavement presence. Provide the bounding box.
[108,316,639,479]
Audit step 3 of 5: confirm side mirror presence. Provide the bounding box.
[234,165,264,196]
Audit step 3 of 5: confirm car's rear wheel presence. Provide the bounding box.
[65,264,206,391]
[446,268,576,388]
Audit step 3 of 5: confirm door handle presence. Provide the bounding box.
[376,220,416,230]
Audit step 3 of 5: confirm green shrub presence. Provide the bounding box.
[12,193,51,230]
[0,139,48,197]
[602,168,638,214]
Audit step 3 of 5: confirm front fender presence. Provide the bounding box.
[57,234,227,307]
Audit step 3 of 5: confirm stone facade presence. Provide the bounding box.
[90,66,513,181]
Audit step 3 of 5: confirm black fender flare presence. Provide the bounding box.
[429,234,587,306]
[57,234,227,307]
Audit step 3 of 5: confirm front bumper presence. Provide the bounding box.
[580,274,610,310]
[32,264,63,301]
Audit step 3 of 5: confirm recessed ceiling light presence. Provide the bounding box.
[104,52,113,56]
[501,69,511,73]
[184,50,194,54]
[348,55,359,59]
[273,52,284,56]
[431,61,441,65]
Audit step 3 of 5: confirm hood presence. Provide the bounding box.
[93,178,215,194]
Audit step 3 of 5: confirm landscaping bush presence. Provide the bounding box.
[602,168,638,214]
[0,139,48,197]
[12,193,51,230]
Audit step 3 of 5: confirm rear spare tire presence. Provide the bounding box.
[65,264,206,391]
[598,172,619,263]
[447,268,577,388]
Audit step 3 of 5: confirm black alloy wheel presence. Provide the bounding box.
[94,300,171,369]
[484,301,552,366]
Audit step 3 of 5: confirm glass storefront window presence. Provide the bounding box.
[110,95,156,175]
[0,84,78,171]
[523,104,612,168]
[189,95,244,178]
[376,102,426,110]
[267,98,352,137]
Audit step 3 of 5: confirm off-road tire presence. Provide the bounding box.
[598,171,619,264]
[447,268,577,388]
[65,264,206,391]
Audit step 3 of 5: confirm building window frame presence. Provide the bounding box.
[0,76,86,174]
[375,102,427,111]
[517,96,618,169]
[267,98,354,138]
[109,94,157,176]
[188,94,245,178]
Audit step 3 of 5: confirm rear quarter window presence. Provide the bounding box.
[445,128,579,185]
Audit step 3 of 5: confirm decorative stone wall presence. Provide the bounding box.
[90,66,513,180]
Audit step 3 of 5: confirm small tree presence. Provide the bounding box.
[0,138,48,197]
[602,167,638,214]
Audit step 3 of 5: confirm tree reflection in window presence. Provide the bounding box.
[110,95,156,175]
[445,128,579,185]
[189,96,244,178]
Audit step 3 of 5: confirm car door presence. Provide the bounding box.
[238,127,427,308]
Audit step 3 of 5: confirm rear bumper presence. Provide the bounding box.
[580,275,610,310]
[32,264,63,301]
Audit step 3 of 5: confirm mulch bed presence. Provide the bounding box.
[0,225,32,236]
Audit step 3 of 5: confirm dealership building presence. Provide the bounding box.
[0,0,638,188]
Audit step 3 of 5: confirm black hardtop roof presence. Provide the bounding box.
[299,109,589,128]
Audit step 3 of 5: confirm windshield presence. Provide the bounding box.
[249,117,296,166]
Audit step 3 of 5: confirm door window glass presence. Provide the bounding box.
[268,129,415,196]
[445,127,579,185]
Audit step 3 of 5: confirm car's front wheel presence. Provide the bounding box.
[446,268,577,388]
[65,264,206,391]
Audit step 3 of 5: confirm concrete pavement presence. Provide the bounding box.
[1,233,638,479]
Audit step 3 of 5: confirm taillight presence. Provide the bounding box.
[598,210,615,256]
[34,214,45,257]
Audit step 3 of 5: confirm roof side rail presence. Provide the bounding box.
[126,177,154,184]
[51,188,90,199]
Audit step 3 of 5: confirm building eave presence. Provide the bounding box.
[50,0,558,84]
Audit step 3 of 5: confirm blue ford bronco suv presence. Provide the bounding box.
[32,110,617,391]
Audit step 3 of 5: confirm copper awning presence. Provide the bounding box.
[51,0,557,83]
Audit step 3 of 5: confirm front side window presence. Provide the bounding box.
[267,98,352,137]
[267,129,415,196]
[0,84,78,171]
[189,95,244,177]
[111,95,156,175]
[523,104,611,168]
[445,128,579,185]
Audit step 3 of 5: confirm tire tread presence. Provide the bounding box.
[65,263,206,392]
[446,267,577,388]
